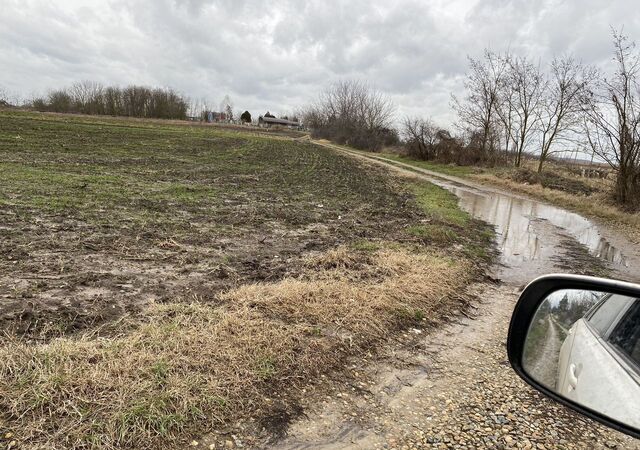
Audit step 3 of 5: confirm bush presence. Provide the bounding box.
[509,167,596,195]
[303,80,396,152]
[240,111,252,123]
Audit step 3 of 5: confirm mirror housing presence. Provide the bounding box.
[508,274,640,439]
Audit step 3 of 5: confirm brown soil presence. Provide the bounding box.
[0,111,441,342]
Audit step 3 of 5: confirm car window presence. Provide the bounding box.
[608,300,640,369]
[587,294,631,335]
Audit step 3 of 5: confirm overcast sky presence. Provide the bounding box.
[1,0,638,125]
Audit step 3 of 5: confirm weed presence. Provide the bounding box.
[351,240,380,251]
[150,359,170,384]
[255,356,277,380]
[407,224,458,243]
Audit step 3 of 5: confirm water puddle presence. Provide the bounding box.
[427,178,627,269]
[348,151,631,282]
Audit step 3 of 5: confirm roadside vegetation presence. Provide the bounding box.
[301,80,399,151]
[302,29,640,215]
[0,111,493,449]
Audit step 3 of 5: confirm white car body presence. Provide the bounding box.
[557,294,640,429]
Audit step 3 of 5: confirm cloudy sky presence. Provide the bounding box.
[1,0,638,125]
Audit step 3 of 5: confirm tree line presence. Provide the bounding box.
[450,50,597,171]
[30,81,189,120]
[451,30,640,209]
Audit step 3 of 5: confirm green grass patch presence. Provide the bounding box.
[406,181,494,262]
[351,240,381,252]
[406,224,458,242]
[254,356,277,380]
[411,182,469,227]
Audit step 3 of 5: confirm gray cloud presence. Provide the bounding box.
[1,0,638,124]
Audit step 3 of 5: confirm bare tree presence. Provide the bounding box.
[0,86,9,106]
[502,55,545,167]
[452,50,507,158]
[495,76,517,162]
[104,86,123,116]
[537,57,596,172]
[402,117,438,160]
[220,95,233,120]
[358,86,395,131]
[69,81,105,114]
[583,30,640,209]
[303,80,396,151]
[48,89,74,112]
[492,52,522,164]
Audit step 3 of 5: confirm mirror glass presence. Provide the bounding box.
[523,289,640,430]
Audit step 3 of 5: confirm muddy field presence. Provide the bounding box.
[0,111,493,449]
[0,112,452,339]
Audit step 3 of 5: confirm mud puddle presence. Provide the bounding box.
[431,178,627,278]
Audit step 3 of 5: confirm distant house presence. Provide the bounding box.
[258,114,301,129]
[213,112,228,122]
[205,111,229,123]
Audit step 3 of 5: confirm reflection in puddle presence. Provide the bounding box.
[429,179,627,268]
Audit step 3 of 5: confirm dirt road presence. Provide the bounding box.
[267,143,640,449]
[526,316,562,391]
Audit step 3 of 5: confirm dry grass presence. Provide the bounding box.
[0,246,474,449]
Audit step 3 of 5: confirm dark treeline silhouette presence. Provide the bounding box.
[31,81,188,120]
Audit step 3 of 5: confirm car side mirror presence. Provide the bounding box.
[508,274,640,439]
